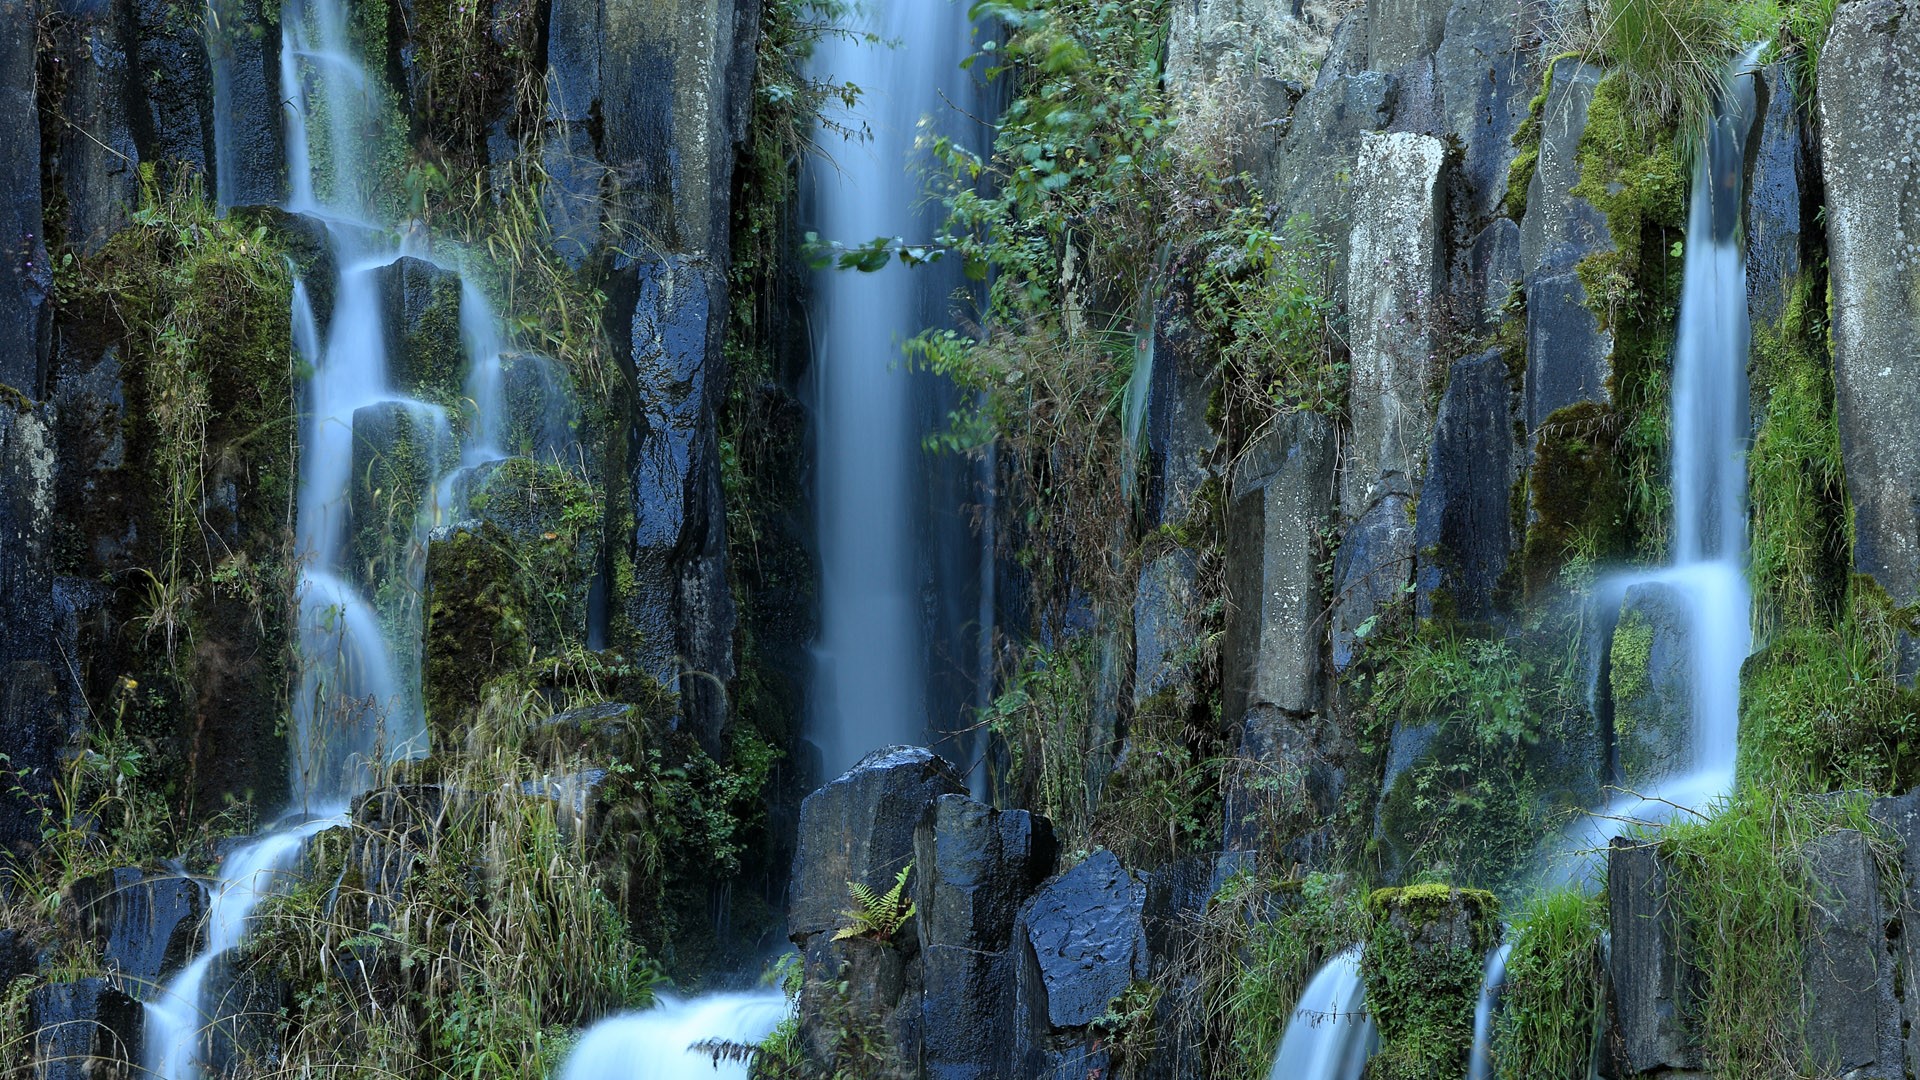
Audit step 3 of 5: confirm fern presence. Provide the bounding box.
[832,863,915,942]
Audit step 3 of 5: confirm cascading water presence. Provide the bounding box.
[142,0,487,1072]
[806,0,984,780]
[1266,946,1377,1080]
[1466,940,1512,1080]
[555,992,790,1080]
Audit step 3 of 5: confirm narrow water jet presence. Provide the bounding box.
[1267,945,1377,1080]
[1466,940,1512,1080]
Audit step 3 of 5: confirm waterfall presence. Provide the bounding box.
[556,992,790,1080]
[1267,946,1378,1080]
[806,0,984,780]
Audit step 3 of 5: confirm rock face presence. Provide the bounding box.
[1746,64,1805,326]
[376,258,465,401]
[1520,59,1613,433]
[51,0,138,253]
[1821,0,1920,607]
[29,978,143,1080]
[1146,277,1219,528]
[61,867,205,998]
[0,404,61,858]
[1870,789,1920,1077]
[916,795,1057,1080]
[1132,548,1203,708]
[0,0,50,397]
[1608,838,1699,1074]
[1414,349,1520,624]
[1017,849,1149,1031]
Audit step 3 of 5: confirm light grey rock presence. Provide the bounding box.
[1343,131,1447,515]
[1224,412,1335,723]
[1820,0,1920,607]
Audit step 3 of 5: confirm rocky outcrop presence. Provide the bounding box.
[376,258,465,401]
[1820,0,1920,607]
[1608,583,1693,790]
[1362,885,1499,1080]
[1800,830,1901,1078]
[1746,64,1805,326]
[1608,838,1699,1074]
[0,404,61,858]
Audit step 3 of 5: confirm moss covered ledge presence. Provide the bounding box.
[1362,885,1501,1080]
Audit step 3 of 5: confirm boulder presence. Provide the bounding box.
[1746,63,1804,326]
[915,795,1057,1080]
[1342,131,1446,515]
[788,747,967,942]
[28,978,142,1080]
[60,867,204,999]
[1607,837,1699,1073]
[1146,276,1218,528]
[1223,412,1335,724]
[1414,349,1520,624]
[1608,582,1692,789]
[1800,829,1901,1078]
[374,257,464,401]
[1819,0,1920,607]
[1015,849,1149,1031]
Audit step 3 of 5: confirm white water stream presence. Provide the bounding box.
[1266,946,1377,1080]
[557,992,790,1080]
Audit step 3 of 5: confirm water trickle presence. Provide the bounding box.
[1466,940,1512,1080]
[1268,946,1377,1080]
[806,0,984,779]
[556,992,790,1080]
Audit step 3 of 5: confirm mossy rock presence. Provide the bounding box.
[1522,401,1627,600]
[1362,885,1501,1080]
[422,522,535,745]
[1608,585,1693,788]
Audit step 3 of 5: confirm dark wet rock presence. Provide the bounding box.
[0,0,51,398]
[519,768,609,840]
[349,399,453,576]
[207,0,285,207]
[1609,582,1692,789]
[1434,0,1534,226]
[1223,412,1335,724]
[129,0,216,180]
[0,927,37,989]
[349,785,457,913]
[1343,131,1446,516]
[1147,275,1218,528]
[201,958,286,1077]
[1222,706,1343,865]
[28,978,142,1080]
[422,522,536,736]
[61,867,204,999]
[375,257,464,401]
[1133,548,1203,709]
[1819,0,1920,607]
[1746,63,1804,326]
[1415,349,1520,624]
[52,0,138,253]
[1800,829,1901,1078]
[1518,58,1611,278]
[624,255,734,745]
[1017,849,1149,1030]
[799,932,920,1080]
[1607,837,1699,1073]
[915,795,1056,1080]
[1262,60,1398,286]
[789,747,967,942]
[1331,493,1415,672]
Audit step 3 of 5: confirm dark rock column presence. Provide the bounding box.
[1800,829,1901,1079]
[28,978,142,1080]
[1607,838,1700,1074]
[1011,849,1149,1076]
[1413,348,1521,625]
[50,0,139,253]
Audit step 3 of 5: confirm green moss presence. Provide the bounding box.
[1362,885,1500,1080]
[1608,609,1659,776]
[1570,73,1689,557]
[423,522,534,742]
[1492,889,1603,1080]
[1503,146,1539,221]
[1521,402,1627,601]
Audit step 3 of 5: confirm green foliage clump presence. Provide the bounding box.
[1522,402,1628,600]
[1190,871,1371,1080]
[1493,889,1604,1080]
[983,637,1105,847]
[1658,786,1898,1080]
[1365,631,1590,894]
[1362,885,1500,1080]
[1091,685,1228,865]
[1592,0,1778,130]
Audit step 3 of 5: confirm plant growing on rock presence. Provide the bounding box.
[832,864,915,943]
